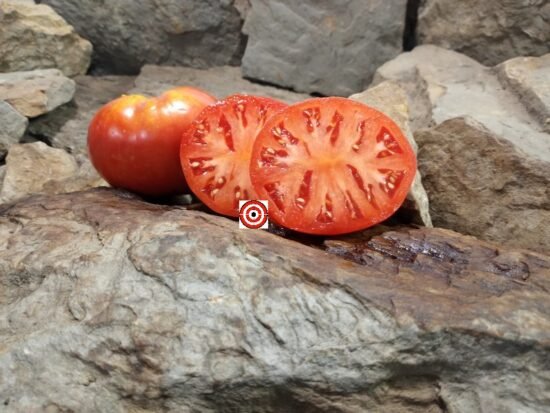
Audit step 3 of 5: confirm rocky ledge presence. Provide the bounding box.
[1,189,549,412]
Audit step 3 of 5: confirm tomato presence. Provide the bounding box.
[180,94,287,216]
[88,87,216,197]
[250,97,417,235]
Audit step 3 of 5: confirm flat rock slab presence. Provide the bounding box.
[497,54,550,133]
[0,101,28,160]
[417,0,550,66]
[0,0,92,76]
[41,0,245,74]
[0,69,75,118]
[132,65,311,104]
[1,189,549,412]
[373,46,550,162]
[241,0,407,96]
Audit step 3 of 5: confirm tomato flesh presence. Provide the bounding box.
[88,87,216,197]
[181,95,287,217]
[250,97,417,235]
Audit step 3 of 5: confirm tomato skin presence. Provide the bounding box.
[250,97,417,235]
[88,87,216,197]
[180,94,287,217]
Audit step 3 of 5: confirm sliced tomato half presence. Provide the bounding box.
[180,94,287,216]
[250,97,417,235]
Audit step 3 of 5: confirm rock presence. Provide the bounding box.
[497,54,550,133]
[241,0,408,96]
[40,0,246,74]
[28,74,135,155]
[0,165,5,193]
[416,117,550,252]
[372,47,550,250]
[0,189,549,412]
[0,101,28,160]
[417,0,550,66]
[0,69,75,118]
[0,0,92,76]
[350,81,432,227]
[133,64,310,104]
[0,142,106,203]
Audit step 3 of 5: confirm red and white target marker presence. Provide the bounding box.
[239,200,269,229]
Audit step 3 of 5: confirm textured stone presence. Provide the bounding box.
[372,46,550,163]
[350,81,432,227]
[371,47,550,250]
[0,142,106,203]
[133,64,310,103]
[241,0,408,96]
[417,0,550,66]
[0,101,28,160]
[0,189,549,412]
[40,0,246,74]
[0,69,75,118]
[28,74,135,155]
[416,117,550,252]
[0,0,92,76]
[372,47,550,250]
[0,165,5,193]
[497,54,550,133]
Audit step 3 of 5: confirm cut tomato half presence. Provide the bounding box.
[181,94,287,216]
[250,97,417,235]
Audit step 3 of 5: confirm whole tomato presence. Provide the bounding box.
[88,87,216,197]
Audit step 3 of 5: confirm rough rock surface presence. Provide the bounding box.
[0,101,28,160]
[0,165,5,192]
[372,47,550,162]
[0,189,549,412]
[132,65,311,104]
[0,142,106,203]
[417,0,550,66]
[0,69,75,118]
[497,54,550,133]
[416,117,550,252]
[350,81,432,227]
[40,0,246,74]
[241,0,408,96]
[0,0,92,76]
[372,47,550,250]
[28,75,135,155]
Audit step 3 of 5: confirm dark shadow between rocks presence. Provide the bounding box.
[403,0,421,51]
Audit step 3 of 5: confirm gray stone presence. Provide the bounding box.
[350,81,432,227]
[28,74,135,155]
[0,165,5,193]
[0,101,28,160]
[497,54,550,133]
[0,142,106,203]
[0,69,75,118]
[40,0,246,74]
[372,46,550,163]
[372,46,550,250]
[417,0,550,66]
[133,64,311,104]
[0,189,549,412]
[241,0,408,96]
[0,0,92,76]
[416,117,550,252]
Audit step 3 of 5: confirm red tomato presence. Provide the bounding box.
[250,97,417,235]
[88,87,216,197]
[180,94,287,216]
